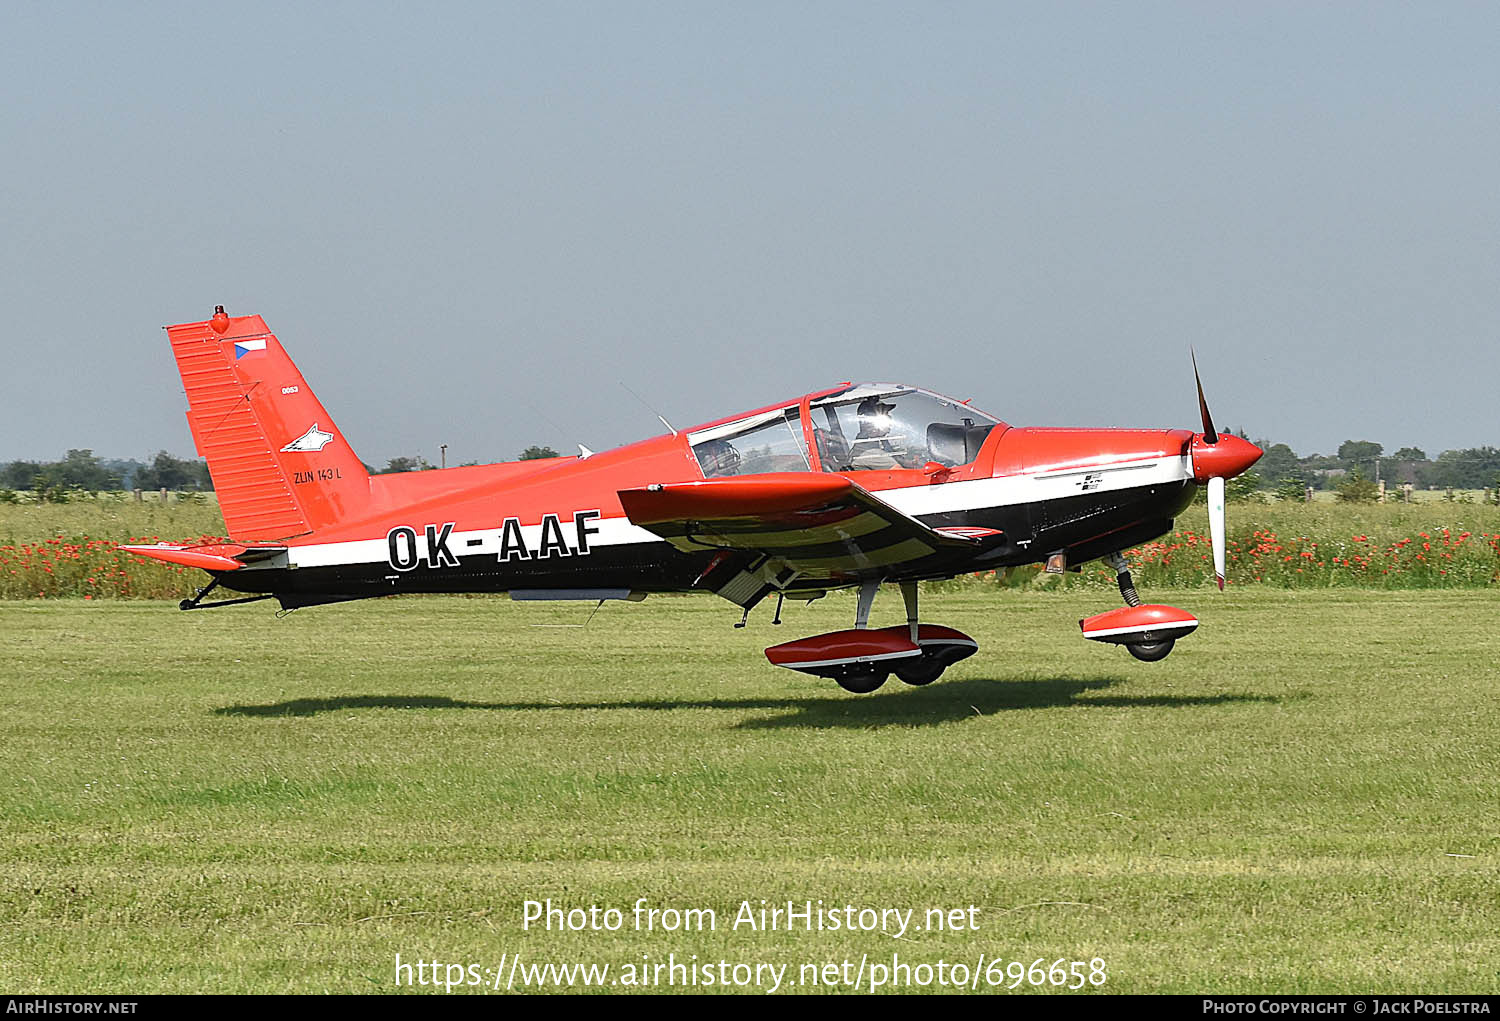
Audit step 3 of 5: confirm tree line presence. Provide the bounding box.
[1247,437,1500,492]
[0,446,566,500]
[1,450,212,499]
[373,447,559,474]
[5,439,1495,501]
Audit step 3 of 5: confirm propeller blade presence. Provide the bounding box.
[1192,350,1219,444]
[1208,474,1226,591]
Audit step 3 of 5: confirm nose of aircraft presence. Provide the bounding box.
[1190,433,1263,483]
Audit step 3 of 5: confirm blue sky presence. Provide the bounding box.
[2,2,1495,464]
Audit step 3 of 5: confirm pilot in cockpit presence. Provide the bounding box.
[849,396,911,469]
[695,438,743,477]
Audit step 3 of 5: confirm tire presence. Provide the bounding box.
[1126,638,1175,663]
[894,660,945,686]
[836,667,888,694]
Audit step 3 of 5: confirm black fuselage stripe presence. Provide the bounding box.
[220,483,1195,598]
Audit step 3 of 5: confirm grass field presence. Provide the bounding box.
[3,588,1497,993]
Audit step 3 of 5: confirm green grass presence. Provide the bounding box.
[1302,488,1490,504]
[1227,492,1500,534]
[3,589,1498,993]
[0,492,225,547]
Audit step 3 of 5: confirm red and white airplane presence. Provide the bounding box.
[124,308,1262,693]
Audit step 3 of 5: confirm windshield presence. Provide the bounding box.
[809,385,1000,471]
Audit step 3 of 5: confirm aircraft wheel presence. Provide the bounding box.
[835,667,888,694]
[1127,639,1175,663]
[894,660,945,686]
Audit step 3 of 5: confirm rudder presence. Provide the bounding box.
[166,308,371,541]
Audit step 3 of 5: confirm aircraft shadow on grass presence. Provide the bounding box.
[214,678,1282,731]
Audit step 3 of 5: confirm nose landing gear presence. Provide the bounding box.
[1080,553,1198,661]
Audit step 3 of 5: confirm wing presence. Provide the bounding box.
[618,473,989,596]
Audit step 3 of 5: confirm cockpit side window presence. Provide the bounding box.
[691,407,811,478]
[811,389,998,472]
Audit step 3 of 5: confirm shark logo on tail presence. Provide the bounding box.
[281,423,336,453]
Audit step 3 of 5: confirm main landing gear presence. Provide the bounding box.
[1079,552,1199,662]
[763,581,978,693]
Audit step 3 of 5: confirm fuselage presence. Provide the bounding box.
[218,383,1202,607]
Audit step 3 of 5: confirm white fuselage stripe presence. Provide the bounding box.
[268,453,1192,571]
[773,648,924,669]
[1082,620,1199,638]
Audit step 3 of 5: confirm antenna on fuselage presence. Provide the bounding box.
[518,395,588,461]
[619,381,677,436]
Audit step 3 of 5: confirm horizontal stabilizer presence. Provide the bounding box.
[119,543,286,573]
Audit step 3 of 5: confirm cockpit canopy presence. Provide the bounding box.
[689,384,1003,478]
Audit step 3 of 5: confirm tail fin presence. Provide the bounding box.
[166,308,371,541]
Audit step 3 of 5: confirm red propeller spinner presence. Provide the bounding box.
[1190,432,1263,483]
